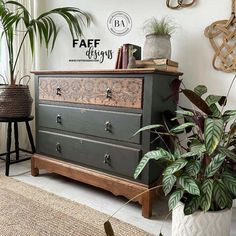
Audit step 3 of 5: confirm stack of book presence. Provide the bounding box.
[135,59,179,72]
[115,44,141,69]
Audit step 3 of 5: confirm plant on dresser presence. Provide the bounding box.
[32,69,182,219]
[0,0,91,117]
[134,77,236,236]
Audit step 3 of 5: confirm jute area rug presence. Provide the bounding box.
[0,176,152,236]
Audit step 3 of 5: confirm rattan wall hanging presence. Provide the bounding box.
[205,0,236,73]
[166,0,197,9]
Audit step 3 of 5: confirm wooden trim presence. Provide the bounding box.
[31,154,158,218]
[31,69,183,76]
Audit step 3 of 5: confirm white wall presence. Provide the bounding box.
[36,0,236,108]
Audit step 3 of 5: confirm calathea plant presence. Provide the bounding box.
[134,78,236,215]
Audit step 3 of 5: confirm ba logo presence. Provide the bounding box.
[107,11,132,36]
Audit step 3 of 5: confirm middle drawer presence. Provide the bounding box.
[38,104,141,144]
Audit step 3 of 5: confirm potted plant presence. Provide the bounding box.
[134,78,236,236]
[0,0,91,118]
[143,16,175,60]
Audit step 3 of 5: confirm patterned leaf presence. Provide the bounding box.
[204,118,224,155]
[218,146,236,161]
[205,95,223,106]
[222,171,236,195]
[205,153,226,178]
[179,175,200,195]
[171,122,196,134]
[133,124,163,136]
[185,160,201,176]
[194,85,207,97]
[200,179,213,212]
[168,189,184,211]
[163,159,188,176]
[184,196,200,215]
[209,104,221,118]
[213,180,232,209]
[134,149,173,179]
[175,109,194,117]
[163,174,177,196]
[181,143,206,158]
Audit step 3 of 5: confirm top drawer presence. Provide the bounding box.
[39,77,143,109]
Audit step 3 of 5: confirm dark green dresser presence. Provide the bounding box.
[32,69,182,218]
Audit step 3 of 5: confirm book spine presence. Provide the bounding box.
[115,48,120,69]
[122,44,128,69]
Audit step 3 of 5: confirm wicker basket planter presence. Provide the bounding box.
[0,85,33,118]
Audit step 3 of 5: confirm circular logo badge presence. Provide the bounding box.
[107,11,132,36]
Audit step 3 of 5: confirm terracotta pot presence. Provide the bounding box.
[0,85,33,118]
[172,202,232,236]
[143,34,171,60]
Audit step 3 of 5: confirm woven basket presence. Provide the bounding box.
[0,85,33,118]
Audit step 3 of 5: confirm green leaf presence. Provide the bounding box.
[204,118,224,155]
[218,146,236,161]
[205,95,223,106]
[163,159,188,176]
[205,153,226,178]
[182,89,213,115]
[133,124,163,136]
[163,174,177,196]
[168,189,184,211]
[180,142,206,158]
[134,149,173,179]
[194,85,207,97]
[184,196,200,215]
[222,171,236,195]
[185,160,201,176]
[213,180,232,209]
[175,109,194,117]
[170,122,196,134]
[200,179,213,212]
[179,175,200,195]
[209,104,221,118]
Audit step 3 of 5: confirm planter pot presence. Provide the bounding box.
[143,34,171,60]
[0,85,33,118]
[172,203,232,236]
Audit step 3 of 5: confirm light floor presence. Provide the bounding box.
[0,159,236,236]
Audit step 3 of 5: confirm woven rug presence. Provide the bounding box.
[0,176,152,236]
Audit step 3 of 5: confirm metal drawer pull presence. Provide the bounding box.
[56,143,61,153]
[103,153,111,165]
[56,87,62,96]
[56,114,62,124]
[106,88,112,99]
[105,121,112,132]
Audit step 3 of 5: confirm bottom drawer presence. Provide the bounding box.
[37,131,141,179]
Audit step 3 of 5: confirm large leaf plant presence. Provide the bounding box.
[0,0,91,85]
[134,77,236,215]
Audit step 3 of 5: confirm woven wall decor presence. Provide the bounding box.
[166,0,197,9]
[205,0,236,73]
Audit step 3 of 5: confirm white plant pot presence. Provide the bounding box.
[172,203,232,236]
[143,34,171,60]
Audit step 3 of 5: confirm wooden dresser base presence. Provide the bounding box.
[31,154,159,218]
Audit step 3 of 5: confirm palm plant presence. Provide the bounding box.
[0,0,91,85]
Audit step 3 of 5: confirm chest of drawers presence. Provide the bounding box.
[31,69,182,218]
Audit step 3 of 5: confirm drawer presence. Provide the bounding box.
[39,77,143,109]
[38,105,141,144]
[37,131,141,178]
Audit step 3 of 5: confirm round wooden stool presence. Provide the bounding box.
[0,116,35,176]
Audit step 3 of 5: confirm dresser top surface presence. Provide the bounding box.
[31,68,183,76]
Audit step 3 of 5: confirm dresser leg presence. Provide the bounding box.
[31,156,39,176]
[141,190,153,218]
